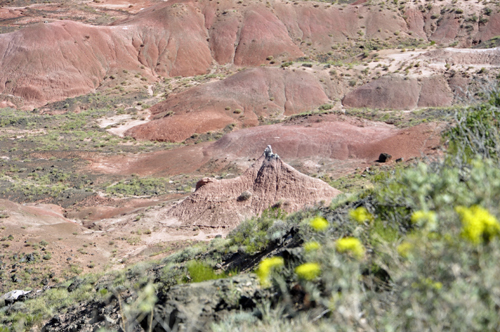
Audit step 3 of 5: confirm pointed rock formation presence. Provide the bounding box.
[161,145,341,228]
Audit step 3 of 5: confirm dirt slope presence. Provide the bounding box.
[161,146,341,228]
[125,67,331,142]
[343,75,454,110]
[90,114,442,180]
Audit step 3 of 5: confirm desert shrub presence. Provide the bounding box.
[318,104,333,111]
[186,261,227,283]
[106,176,168,196]
[228,207,287,254]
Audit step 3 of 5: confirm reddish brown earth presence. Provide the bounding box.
[160,146,341,228]
[343,75,453,110]
[64,194,187,225]
[125,67,331,142]
[2,0,500,108]
[90,114,443,179]
[0,198,201,285]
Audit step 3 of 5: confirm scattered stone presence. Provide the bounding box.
[0,290,31,306]
[195,177,216,191]
[378,153,392,163]
[237,191,252,202]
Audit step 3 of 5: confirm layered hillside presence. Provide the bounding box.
[1,0,500,108]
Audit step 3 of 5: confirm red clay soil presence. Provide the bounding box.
[125,67,330,142]
[207,115,442,162]
[89,114,443,178]
[64,194,186,224]
[343,75,453,110]
[1,0,497,108]
[161,146,341,228]
[273,2,407,54]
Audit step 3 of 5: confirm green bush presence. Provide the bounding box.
[228,207,287,254]
[186,261,226,283]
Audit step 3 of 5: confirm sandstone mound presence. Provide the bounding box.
[161,146,341,227]
[343,75,453,110]
[125,67,330,142]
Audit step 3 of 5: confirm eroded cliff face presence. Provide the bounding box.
[1,0,499,109]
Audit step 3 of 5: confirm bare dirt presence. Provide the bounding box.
[91,113,444,180]
[125,67,331,142]
[343,75,453,110]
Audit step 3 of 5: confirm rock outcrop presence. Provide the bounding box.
[162,146,341,228]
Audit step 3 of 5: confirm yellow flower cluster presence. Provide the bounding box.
[310,216,329,231]
[411,210,437,224]
[349,207,373,224]
[256,257,284,287]
[396,241,413,258]
[456,205,500,244]
[304,241,321,252]
[335,237,365,259]
[295,262,321,280]
[411,210,437,231]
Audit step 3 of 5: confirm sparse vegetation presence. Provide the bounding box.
[3,1,500,331]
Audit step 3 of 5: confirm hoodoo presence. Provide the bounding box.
[162,145,341,228]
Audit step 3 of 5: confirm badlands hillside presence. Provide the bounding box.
[1,0,500,331]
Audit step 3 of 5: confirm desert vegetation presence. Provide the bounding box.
[2,91,500,330]
[2,0,500,331]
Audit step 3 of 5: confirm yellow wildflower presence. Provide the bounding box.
[310,216,328,231]
[256,257,284,287]
[295,262,321,280]
[335,237,365,259]
[396,241,413,258]
[349,207,373,224]
[304,241,321,252]
[411,210,437,231]
[456,205,500,244]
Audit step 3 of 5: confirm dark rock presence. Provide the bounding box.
[377,153,392,163]
[237,191,252,202]
[145,275,267,332]
[68,278,83,292]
